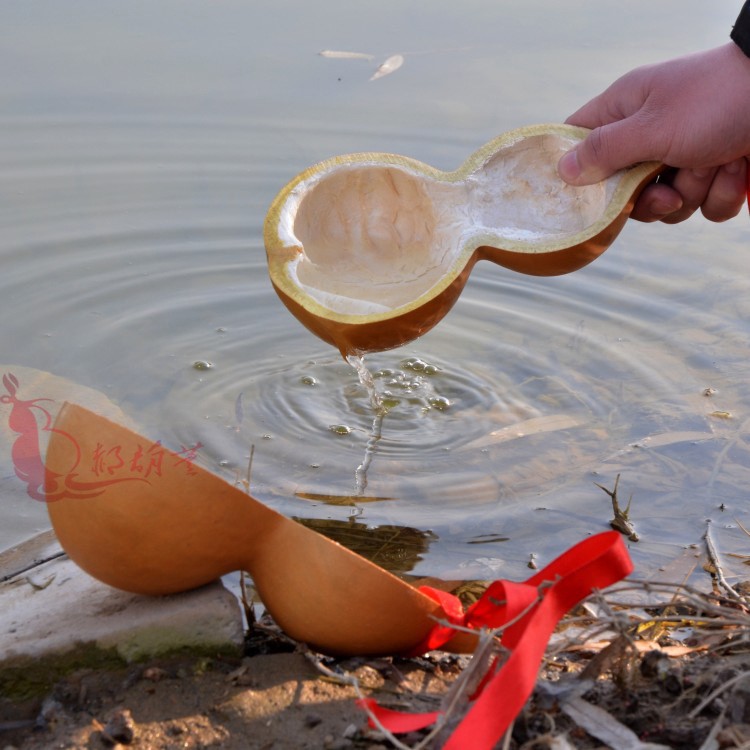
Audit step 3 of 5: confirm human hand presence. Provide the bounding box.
[558,43,750,223]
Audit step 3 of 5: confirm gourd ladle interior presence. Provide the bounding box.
[265,124,661,355]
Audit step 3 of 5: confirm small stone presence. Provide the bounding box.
[100,708,136,746]
[36,698,65,730]
[304,712,323,728]
[166,722,185,736]
[640,649,669,679]
[663,671,684,696]
[142,666,168,682]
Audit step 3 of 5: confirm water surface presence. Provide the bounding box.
[1,0,748,586]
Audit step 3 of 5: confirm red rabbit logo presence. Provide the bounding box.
[1,372,145,502]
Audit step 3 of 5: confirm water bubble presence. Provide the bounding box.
[402,357,426,372]
[429,396,451,411]
[300,375,318,386]
[193,360,214,371]
[423,364,440,375]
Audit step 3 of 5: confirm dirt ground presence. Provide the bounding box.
[2,592,750,750]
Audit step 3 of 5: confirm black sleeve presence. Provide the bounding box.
[731,1,750,58]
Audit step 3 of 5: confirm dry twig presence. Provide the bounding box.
[595,474,639,541]
[704,519,747,604]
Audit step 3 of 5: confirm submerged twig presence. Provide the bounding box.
[704,520,747,604]
[728,518,750,563]
[234,443,255,494]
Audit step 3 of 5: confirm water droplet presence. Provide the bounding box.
[300,375,318,386]
[193,360,214,371]
[329,424,353,435]
[218,459,231,467]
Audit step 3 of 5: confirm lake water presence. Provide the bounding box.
[1,0,748,586]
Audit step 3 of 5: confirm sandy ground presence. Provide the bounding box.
[3,601,750,750]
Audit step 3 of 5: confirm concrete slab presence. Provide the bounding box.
[0,532,245,696]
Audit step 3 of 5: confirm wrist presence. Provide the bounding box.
[731,1,750,58]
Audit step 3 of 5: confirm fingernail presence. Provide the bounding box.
[651,197,682,216]
[558,150,581,183]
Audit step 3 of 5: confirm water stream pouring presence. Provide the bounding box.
[264,124,661,356]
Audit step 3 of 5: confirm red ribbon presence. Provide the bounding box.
[359,531,633,749]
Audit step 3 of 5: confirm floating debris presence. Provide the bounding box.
[328,424,352,435]
[370,53,404,81]
[709,410,732,419]
[234,392,244,427]
[319,49,375,60]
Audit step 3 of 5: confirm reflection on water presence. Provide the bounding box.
[295,517,436,577]
[1,1,749,591]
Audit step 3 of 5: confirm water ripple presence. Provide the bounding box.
[1,116,749,580]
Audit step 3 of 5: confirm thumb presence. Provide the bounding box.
[558,118,654,186]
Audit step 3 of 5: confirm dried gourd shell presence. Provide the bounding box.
[264,124,661,355]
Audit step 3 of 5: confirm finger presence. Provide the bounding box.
[564,68,650,129]
[700,159,747,222]
[658,167,718,224]
[558,116,660,186]
[629,183,684,223]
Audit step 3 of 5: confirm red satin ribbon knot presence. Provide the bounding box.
[359,530,633,750]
